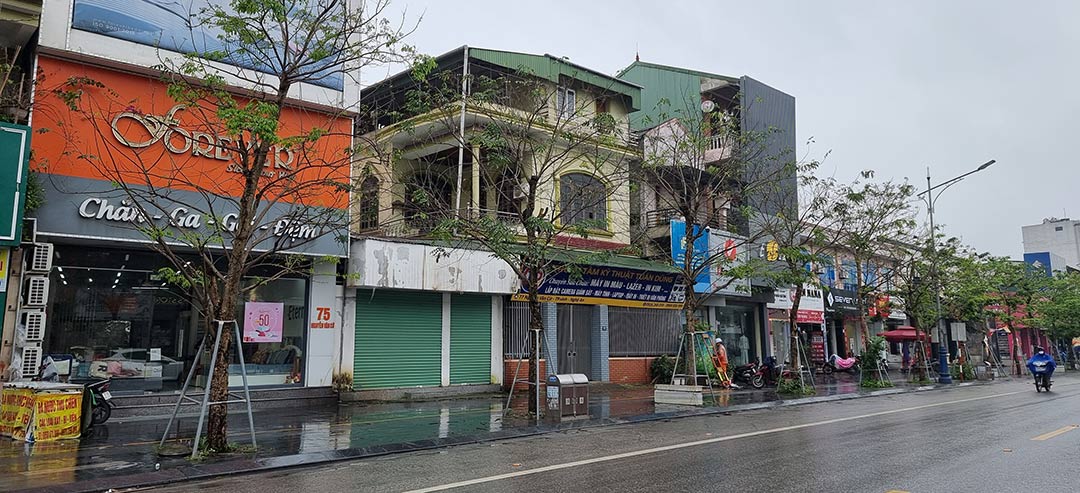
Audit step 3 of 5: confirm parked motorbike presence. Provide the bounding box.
[757,356,797,387]
[733,360,765,389]
[1032,361,1052,392]
[822,354,861,375]
[86,378,114,425]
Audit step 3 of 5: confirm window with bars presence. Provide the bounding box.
[358,176,379,230]
[559,173,606,228]
[556,86,576,119]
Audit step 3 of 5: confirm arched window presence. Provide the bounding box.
[559,173,606,227]
[358,176,379,230]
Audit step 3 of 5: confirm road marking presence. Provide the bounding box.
[886,490,911,493]
[1031,425,1079,441]
[402,389,1029,493]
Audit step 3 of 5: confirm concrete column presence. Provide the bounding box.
[470,145,481,209]
[441,293,451,386]
[542,302,558,376]
[591,305,609,381]
[490,295,503,385]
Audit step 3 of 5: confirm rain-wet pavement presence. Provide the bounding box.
[0,372,986,492]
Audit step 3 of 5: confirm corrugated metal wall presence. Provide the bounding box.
[450,294,492,385]
[608,307,682,356]
[740,76,797,216]
[354,290,442,389]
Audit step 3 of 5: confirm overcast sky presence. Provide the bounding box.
[374,0,1080,258]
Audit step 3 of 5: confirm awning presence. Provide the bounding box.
[878,326,929,343]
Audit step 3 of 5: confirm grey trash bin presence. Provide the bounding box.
[546,374,575,416]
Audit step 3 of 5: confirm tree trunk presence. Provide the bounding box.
[788,284,803,369]
[527,292,542,418]
[206,292,236,452]
[683,280,698,385]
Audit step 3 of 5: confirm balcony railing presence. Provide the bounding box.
[643,208,723,230]
[371,209,520,239]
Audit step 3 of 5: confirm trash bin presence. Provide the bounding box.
[570,373,589,416]
[546,374,574,416]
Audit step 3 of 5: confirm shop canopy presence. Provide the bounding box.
[878,326,929,343]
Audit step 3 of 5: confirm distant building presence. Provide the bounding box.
[1021,217,1080,274]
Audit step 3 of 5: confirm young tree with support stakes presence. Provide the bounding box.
[982,256,1050,375]
[34,0,413,452]
[828,171,917,360]
[360,57,639,418]
[1032,272,1080,366]
[637,96,795,386]
[755,160,845,378]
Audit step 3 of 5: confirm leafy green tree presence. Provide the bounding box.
[828,171,917,354]
[1031,272,1080,361]
[982,257,1051,374]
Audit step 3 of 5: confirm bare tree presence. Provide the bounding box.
[356,55,638,417]
[34,0,413,452]
[636,96,797,384]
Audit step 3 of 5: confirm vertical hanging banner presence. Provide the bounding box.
[0,247,9,292]
[243,302,284,343]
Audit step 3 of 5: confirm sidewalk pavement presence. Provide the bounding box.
[0,371,1009,493]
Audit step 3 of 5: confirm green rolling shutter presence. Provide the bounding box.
[355,290,442,389]
[450,294,491,385]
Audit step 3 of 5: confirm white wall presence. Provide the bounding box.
[349,239,518,294]
[1022,220,1080,268]
[305,262,341,387]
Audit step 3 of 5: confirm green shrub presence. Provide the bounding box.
[777,377,816,396]
[650,355,675,383]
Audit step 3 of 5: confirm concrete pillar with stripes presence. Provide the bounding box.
[591,304,609,381]
[542,302,558,376]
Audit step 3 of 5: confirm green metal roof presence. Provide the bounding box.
[616,60,739,85]
[361,46,642,111]
[617,60,741,132]
[470,48,642,111]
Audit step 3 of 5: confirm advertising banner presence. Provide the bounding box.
[671,220,750,295]
[71,0,344,90]
[244,302,284,343]
[0,388,34,440]
[32,394,83,442]
[512,265,685,310]
[0,247,9,292]
[670,220,709,292]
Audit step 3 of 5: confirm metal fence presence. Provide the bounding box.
[608,307,682,357]
[505,302,683,358]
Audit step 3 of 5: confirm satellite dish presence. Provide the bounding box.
[700,100,716,113]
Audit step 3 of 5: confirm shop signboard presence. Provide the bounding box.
[70,0,344,91]
[768,285,824,324]
[0,247,9,292]
[824,288,860,314]
[243,302,284,343]
[0,384,83,442]
[708,229,750,296]
[0,122,30,247]
[31,57,351,257]
[670,219,710,292]
[512,264,685,309]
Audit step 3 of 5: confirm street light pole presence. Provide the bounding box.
[918,160,995,385]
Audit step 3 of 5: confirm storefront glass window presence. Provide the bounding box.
[714,305,757,367]
[43,247,308,394]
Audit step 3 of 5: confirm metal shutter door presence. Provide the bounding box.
[450,294,491,385]
[355,290,442,389]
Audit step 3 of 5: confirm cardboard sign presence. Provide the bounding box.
[243,302,284,343]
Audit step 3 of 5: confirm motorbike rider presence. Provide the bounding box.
[1026,346,1056,384]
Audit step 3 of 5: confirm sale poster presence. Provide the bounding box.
[32,394,82,442]
[243,302,284,343]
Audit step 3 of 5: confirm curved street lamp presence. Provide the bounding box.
[916,159,996,384]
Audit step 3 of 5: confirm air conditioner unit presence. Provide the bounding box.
[21,345,41,377]
[23,310,45,341]
[25,276,49,306]
[29,243,53,273]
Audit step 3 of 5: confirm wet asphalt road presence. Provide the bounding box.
[141,377,1080,493]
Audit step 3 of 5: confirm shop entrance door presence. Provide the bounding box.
[557,305,592,379]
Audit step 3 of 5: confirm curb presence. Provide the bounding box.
[26,379,998,493]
